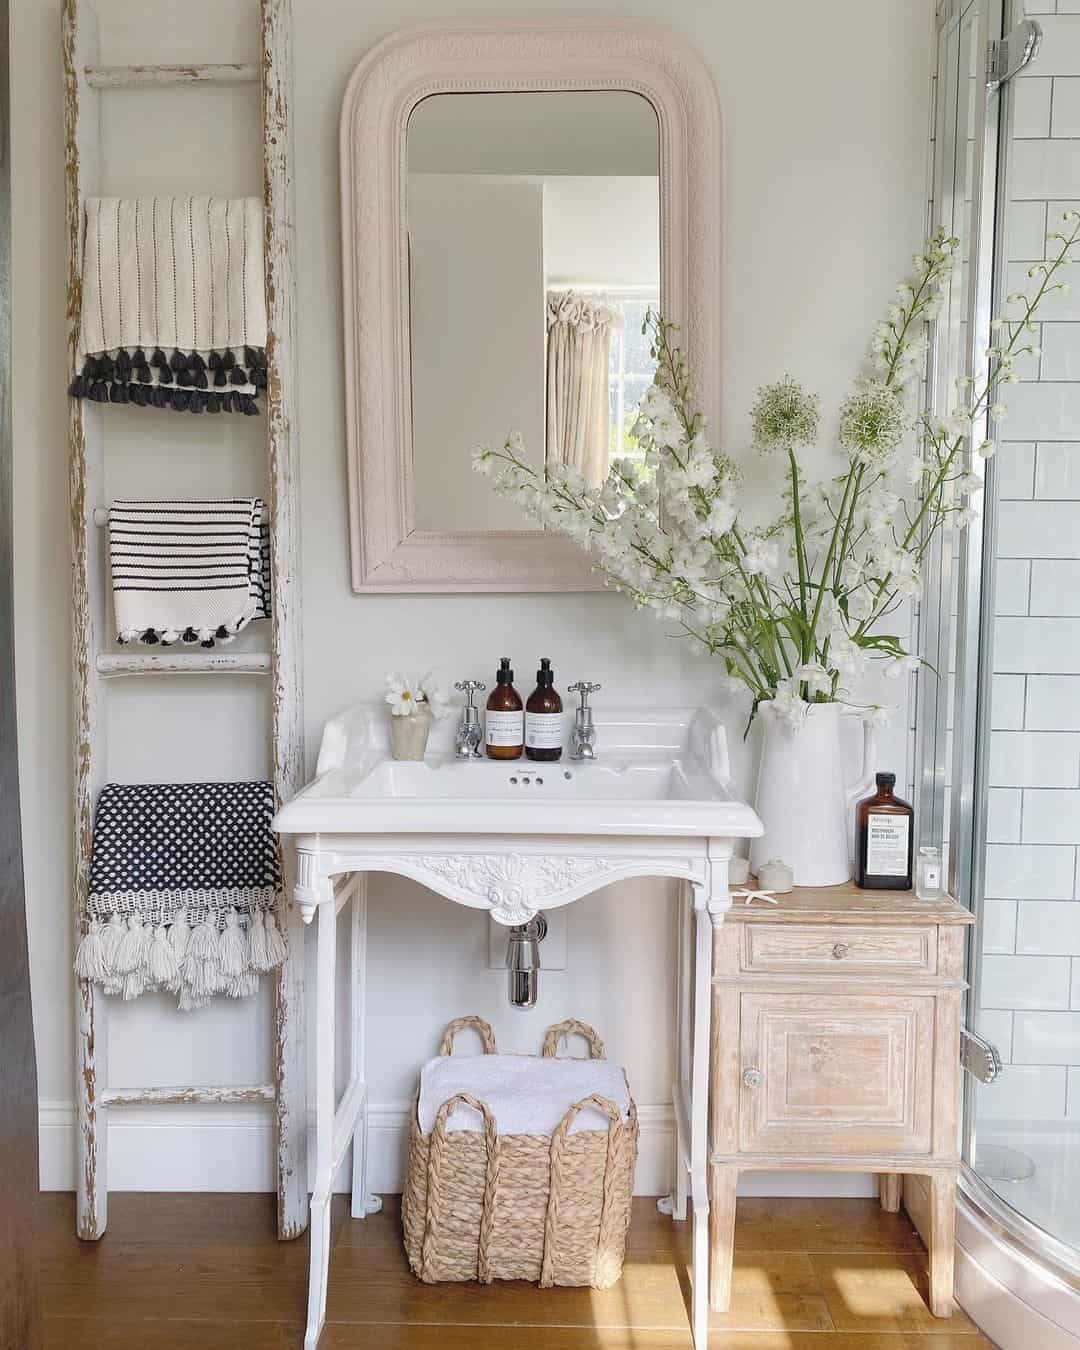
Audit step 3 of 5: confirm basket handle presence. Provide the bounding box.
[540,1093,626,1289]
[542,1018,606,1060]
[421,1092,501,1285]
[438,1015,497,1057]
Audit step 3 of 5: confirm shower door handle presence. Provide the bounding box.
[960,1026,1003,1085]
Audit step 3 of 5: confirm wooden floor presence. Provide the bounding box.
[37,1192,994,1349]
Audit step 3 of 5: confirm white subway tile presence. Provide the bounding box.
[1034,440,1080,495]
[985,844,1076,899]
[1069,1068,1080,1118]
[995,618,1080,673]
[997,442,1036,498]
[993,674,1027,730]
[1007,201,1048,261]
[1007,262,1080,321]
[1010,140,1080,201]
[1000,383,1080,442]
[1016,898,1080,953]
[981,954,1072,1009]
[983,898,1019,951]
[1013,1011,1080,1063]
[989,732,1080,786]
[1073,957,1080,1009]
[989,791,1023,844]
[1027,675,1080,728]
[1053,77,1080,136]
[1023,789,1080,843]
[1040,327,1080,384]
[1016,76,1053,137]
[996,560,1031,616]
[976,1009,1014,1063]
[1030,561,1080,614]
[1025,18,1080,77]
[997,501,1080,556]
[976,1065,1067,1119]
[978,1010,1015,1064]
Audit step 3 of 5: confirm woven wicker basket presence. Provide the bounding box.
[402,1015,639,1289]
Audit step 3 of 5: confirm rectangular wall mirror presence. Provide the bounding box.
[340,23,720,592]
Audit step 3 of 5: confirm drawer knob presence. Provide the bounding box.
[831,942,849,960]
[742,1067,764,1090]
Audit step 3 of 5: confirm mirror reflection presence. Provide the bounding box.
[406,91,661,533]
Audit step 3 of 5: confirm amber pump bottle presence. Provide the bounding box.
[485,658,524,760]
[855,772,914,890]
[525,658,563,762]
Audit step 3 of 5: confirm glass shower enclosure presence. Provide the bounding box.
[924,0,1080,1293]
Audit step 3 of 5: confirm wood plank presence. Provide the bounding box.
[102,1085,275,1106]
[809,1253,981,1334]
[723,885,972,926]
[730,1198,924,1253]
[261,0,308,1244]
[96,653,271,677]
[84,63,258,87]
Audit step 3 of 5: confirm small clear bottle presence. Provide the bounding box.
[916,845,945,901]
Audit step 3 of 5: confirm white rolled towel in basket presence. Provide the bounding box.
[418,1050,632,1136]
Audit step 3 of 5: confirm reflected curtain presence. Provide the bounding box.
[545,292,621,489]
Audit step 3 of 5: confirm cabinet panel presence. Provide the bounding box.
[738,992,934,1156]
[743,924,936,976]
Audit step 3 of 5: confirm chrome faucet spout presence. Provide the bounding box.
[453,679,486,759]
[568,681,601,761]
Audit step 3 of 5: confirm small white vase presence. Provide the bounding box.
[389,707,432,761]
[750,701,877,887]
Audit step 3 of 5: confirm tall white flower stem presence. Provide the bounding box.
[474,219,1080,725]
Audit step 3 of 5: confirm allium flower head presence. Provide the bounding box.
[750,377,820,453]
[838,382,907,464]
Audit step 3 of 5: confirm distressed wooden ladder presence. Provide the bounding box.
[63,0,307,1241]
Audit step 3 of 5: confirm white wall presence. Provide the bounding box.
[544,176,660,289]
[12,0,932,1193]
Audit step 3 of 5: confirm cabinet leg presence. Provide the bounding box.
[880,1172,902,1213]
[928,1171,956,1318]
[708,1165,737,1313]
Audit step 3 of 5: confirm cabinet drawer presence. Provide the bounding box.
[738,991,934,1156]
[743,924,936,976]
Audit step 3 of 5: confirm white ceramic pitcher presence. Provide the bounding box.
[749,700,877,887]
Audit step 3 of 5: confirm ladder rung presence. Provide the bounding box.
[85,63,259,89]
[93,506,268,527]
[102,1084,275,1107]
[97,652,271,677]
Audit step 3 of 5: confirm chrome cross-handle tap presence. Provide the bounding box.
[568,681,602,761]
[453,680,486,759]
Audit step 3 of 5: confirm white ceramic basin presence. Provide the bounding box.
[274,704,762,840]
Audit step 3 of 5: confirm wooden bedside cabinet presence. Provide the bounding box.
[709,886,973,1318]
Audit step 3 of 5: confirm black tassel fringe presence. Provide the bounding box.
[69,347,266,415]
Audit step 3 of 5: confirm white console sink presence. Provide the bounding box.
[273,704,762,839]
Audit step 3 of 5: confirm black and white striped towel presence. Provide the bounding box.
[109,498,270,648]
[69,196,267,416]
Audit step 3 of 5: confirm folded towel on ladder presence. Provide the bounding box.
[109,498,270,648]
[69,196,268,415]
[74,781,287,1011]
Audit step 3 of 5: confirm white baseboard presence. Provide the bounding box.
[38,1097,874,1199]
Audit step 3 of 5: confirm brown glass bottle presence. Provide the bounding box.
[855,771,914,890]
[485,657,523,760]
[525,658,563,762]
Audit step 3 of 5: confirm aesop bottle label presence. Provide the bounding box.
[866,813,910,877]
[525,712,562,750]
[485,709,523,747]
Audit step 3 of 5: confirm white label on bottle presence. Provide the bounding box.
[922,861,942,889]
[485,709,523,747]
[525,712,563,750]
[866,813,910,877]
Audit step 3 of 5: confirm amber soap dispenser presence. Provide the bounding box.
[485,657,524,760]
[525,658,563,761]
[855,771,914,890]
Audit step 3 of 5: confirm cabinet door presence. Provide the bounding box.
[738,992,935,1156]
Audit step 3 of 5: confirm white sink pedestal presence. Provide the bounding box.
[274,706,763,1350]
